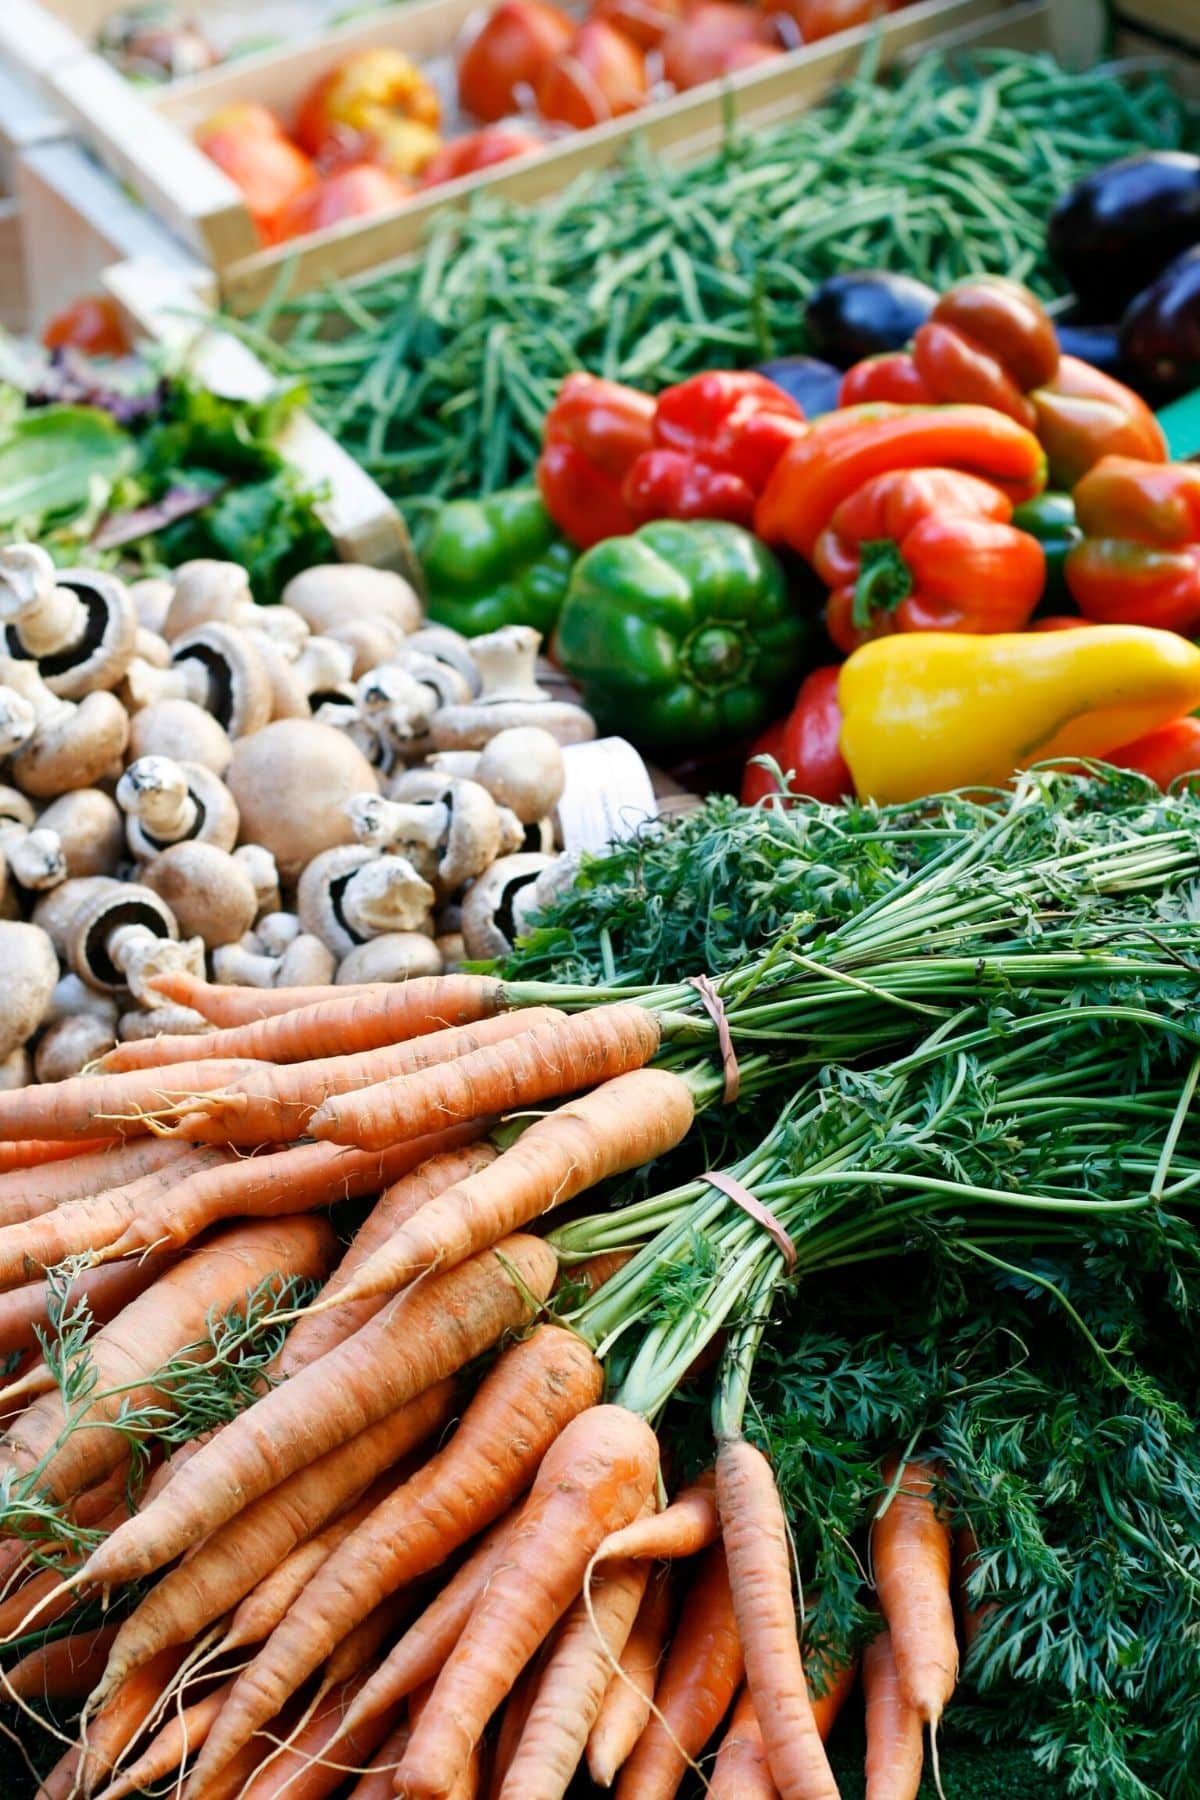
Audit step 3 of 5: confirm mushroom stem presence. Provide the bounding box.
[116,756,199,845]
[106,925,205,1006]
[0,545,89,658]
[0,824,67,892]
[340,857,436,939]
[0,687,37,755]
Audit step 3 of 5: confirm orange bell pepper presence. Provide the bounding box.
[754,403,1047,561]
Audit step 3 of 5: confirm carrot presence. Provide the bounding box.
[91,1676,236,1800]
[0,1145,231,1282]
[0,1138,182,1229]
[4,1623,119,1702]
[592,1471,717,1569]
[235,1676,402,1800]
[268,1141,499,1381]
[498,1527,653,1800]
[348,1718,411,1800]
[0,1059,271,1143]
[103,975,506,1072]
[709,1686,778,1800]
[0,1250,176,1357]
[407,1684,483,1800]
[96,1129,484,1264]
[487,1649,547,1800]
[397,1404,659,1800]
[873,1458,957,1729]
[90,1385,455,1704]
[586,1568,675,1788]
[323,1589,413,1695]
[0,1137,107,1174]
[0,1493,129,1642]
[716,1436,839,1800]
[147,969,370,1026]
[0,1357,56,1414]
[616,1541,744,1800]
[343,1510,520,1736]
[863,1626,924,1800]
[76,1645,188,1797]
[189,1325,604,1787]
[311,1003,664,1150]
[166,1010,562,1144]
[312,1068,695,1306]
[1,1216,336,1507]
[563,1249,634,1297]
[80,1233,557,1591]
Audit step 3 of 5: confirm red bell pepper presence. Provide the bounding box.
[838,353,933,407]
[536,373,656,547]
[813,468,1046,653]
[1065,455,1200,636]
[624,371,806,528]
[740,666,852,806]
[1106,716,1200,789]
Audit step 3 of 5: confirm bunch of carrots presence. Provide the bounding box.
[0,966,981,1800]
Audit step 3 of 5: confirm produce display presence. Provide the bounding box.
[7,18,1200,1800]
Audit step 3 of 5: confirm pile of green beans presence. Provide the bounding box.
[246,49,1199,529]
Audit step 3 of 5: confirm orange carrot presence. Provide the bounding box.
[499,1530,652,1800]
[103,975,505,1072]
[586,1568,675,1788]
[1,1216,335,1507]
[90,1385,455,1703]
[873,1458,957,1729]
[74,1645,188,1797]
[709,1686,778,1800]
[91,1675,236,1800]
[268,1141,499,1381]
[562,1249,634,1297]
[0,1145,231,1281]
[0,1138,182,1228]
[344,1510,520,1732]
[80,1233,557,1591]
[322,1589,413,1696]
[166,1010,561,1144]
[311,1003,663,1150]
[189,1326,604,1787]
[863,1626,924,1800]
[0,1059,271,1143]
[311,1068,695,1305]
[147,969,373,1026]
[592,1472,717,1568]
[487,1649,547,1800]
[96,1129,484,1263]
[4,1622,119,1701]
[396,1405,659,1800]
[0,1137,106,1174]
[0,1493,129,1642]
[0,1250,176,1357]
[348,1717,411,1800]
[407,1683,483,1800]
[716,1437,839,1800]
[616,1541,744,1800]
[235,1676,402,1800]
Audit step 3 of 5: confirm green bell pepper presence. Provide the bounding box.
[553,519,808,756]
[422,487,576,638]
[1012,491,1083,611]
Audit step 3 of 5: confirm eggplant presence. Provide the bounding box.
[804,271,936,369]
[1048,153,1200,319]
[1119,248,1200,401]
[755,355,842,417]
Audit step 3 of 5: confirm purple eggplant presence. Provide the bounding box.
[804,271,936,368]
[1120,247,1200,400]
[755,356,842,417]
[1049,153,1200,319]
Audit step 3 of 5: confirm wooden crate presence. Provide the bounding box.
[43,0,1027,290]
[0,55,70,333]
[1113,0,1200,55]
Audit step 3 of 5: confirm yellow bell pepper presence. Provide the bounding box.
[838,625,1200,803]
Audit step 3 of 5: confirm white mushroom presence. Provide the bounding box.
[345,778,505,895]
[233,844,282,920]
[53,876,204,1000]
[118,1002,210,1040]
[35,1013,116,1082]
[128,698,233,774]
[336,934,442,984]
[143,842,259,949]
[226,720,380,884]
[0,822,66,891]
[37,790,124,879]
[0,546,137,697]
[460,851,558,959]
[432,627,594,750]
[0,919,59,1057]
[0,686,37,755]
[44,973,118,1028]
[255,911,301,955]
[281,564,421,641]
[297,845,435,958]
[129,577,173,636]
[405,625,482,697]
[2,659,130,798]
[116,756,239,858]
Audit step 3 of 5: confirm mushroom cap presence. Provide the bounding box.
[33,877,115,958]
[475,727,565,824]
[130,578,174,636]
[277,932,337,987]
[406,626,482,697]
[35,1013,115,1082]
[134,629,171,669]
[120,758,240,860]
[144,842,259,950]
[0,787,35,830]
[227,720,380,884]
[0,920,59,1057]
[128,699,233,774]
[37,790,124,878]
[11,690,130,798]
[282,565,421,638]
[170,624,273,739]
[437,779,503,894]
[460,852,557,960]
[165,561,254,640]
[336,933,442,984]
[16,569,139,701]
[328,617,409,680]
[297,844,434,957]
[66,881,177,992]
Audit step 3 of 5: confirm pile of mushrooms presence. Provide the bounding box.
[0,546,595,1081]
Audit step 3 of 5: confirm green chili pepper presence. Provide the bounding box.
[1013,491,1083,611]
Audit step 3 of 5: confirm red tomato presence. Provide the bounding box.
[661,4,770,90]
[458,0,575,121]
[42,295,130,357]
[590,0,685,50]
[419,126,543,186]
[536,19,647,127]
[196,106,318,243]
[770,0,902,39]
[273,164,412,241]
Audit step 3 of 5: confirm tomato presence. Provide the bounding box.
[42,296,130,357]
[273,164,413,241]
[770,0,902,38]
[536,19,647,127]
[458,0,575,122]
[195,106,318,243]
[590,0,685,51]
[661,3,770,90]
[295,48,441,169]
[419,127,543,187]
